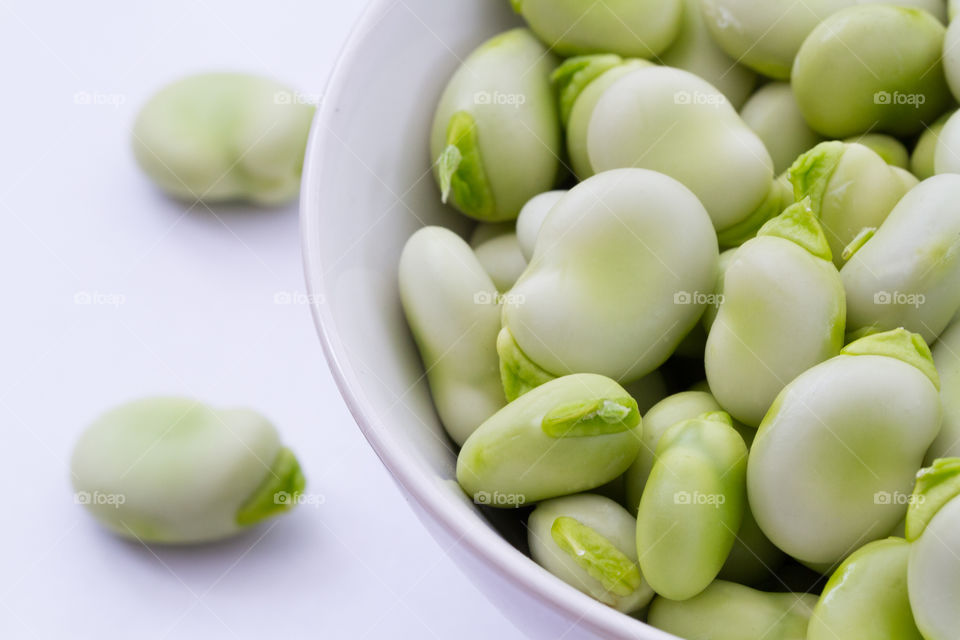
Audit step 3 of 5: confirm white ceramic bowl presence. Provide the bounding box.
[300,2,676,638]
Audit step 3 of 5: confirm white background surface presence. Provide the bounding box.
[0,1,517,637]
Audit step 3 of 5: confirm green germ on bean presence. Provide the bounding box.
[71,397,305,544]
[430,29,562,222]
[528,494,654,613]
[132,73,314,205]
[456,374,642,506]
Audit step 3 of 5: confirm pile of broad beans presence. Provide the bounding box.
[400,2,960,639]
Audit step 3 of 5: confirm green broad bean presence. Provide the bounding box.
[747,329,942,565]
[913,110,954,179]
[700,1,947,81]
[740,82,822,175]
[844,133,910,169]
[808,538,923,640]
[510,0,683,59]
[699,0,849,79]
[469,223,527,292]
[840,174,960,343]
[636,411,748,601]
[905,459,960,640]
[527,494,654,613]
[705,200,846,427]
[702,248,738,333]
[624,391,728,514]
[556,56,653,179]
[944,17,960,102]
[659,0,757,110]
[930,322,960,460]
[647,581,817,640]
[131,73,314,205]
[399,227,505,445]
[515,190,565,262]
[430,29,561,222]
[906,458,960,541]
[586,66,777,238]
[456,373,642,506]
[71,398,304,544]
[624,392,782,583]
[934,108,960,174]
[791,5,951,138]
[790,141,918,269]
[500,169,718,386]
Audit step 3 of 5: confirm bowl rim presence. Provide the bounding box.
[299,2,674,637]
